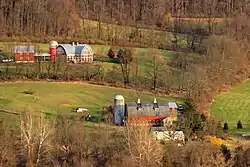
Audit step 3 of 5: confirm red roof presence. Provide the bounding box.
[128,116,166,122]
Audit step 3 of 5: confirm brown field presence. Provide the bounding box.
[170,17,229,23]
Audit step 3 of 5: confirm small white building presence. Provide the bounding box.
[151,127,185,144]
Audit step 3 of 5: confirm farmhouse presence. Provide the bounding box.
[52,42,93,63]
[13,46,35,63]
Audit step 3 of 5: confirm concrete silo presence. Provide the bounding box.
[114,95,125,125]
[49,41,58,62]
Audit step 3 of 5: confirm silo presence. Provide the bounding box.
[49,41,58,62]
[114,95,125,125]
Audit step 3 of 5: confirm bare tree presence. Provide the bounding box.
[53,115,91,166]
[0,119,16,167]
[82,64,103,81]
[20,112,53,167]
[146,50,167,91]
[117,48,133,85]
[122,123,163,167]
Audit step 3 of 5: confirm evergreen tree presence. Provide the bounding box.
[237,120,243,129]
[223,122,229,131]
[220,144,231,162]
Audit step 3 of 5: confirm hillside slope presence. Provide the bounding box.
[211,80,250,131]
[0,82,182,116]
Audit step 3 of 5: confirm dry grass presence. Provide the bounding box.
[171,17,227,23]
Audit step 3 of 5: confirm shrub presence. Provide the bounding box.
[234,147,250,167]
[22,89,36,95]
[237,120,243,129]
[223,122,229,131]
[117,48,133,63]
[220,144,231,162]
[107,48,116,59]
[155,19,163,28]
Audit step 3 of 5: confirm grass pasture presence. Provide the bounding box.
[0,82,182,117]
[211,80,250,132]
[78,19,188,47]
[78,18,225,46]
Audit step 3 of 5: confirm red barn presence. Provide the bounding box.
[14,46,35,63]
[125,99,178,126]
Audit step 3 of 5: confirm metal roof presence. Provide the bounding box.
[168,102,178,108]
[126,102,168,107]
[75,46,85,55]
[75,44,93,55]
[57,44,75,55]
[14,46,34,53]
[58,44,93,55]
[82,44,93,53]
[126,102,169,117]
[125,101,178,117]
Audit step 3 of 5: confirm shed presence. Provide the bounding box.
[34,53,50,61]
[168,102,178,109]
[13,46,35,62]
[152,130,185,144]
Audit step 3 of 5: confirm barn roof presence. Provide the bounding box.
[75,46,85,55]
[125,101,178,118]
[126,102,169,107]
[128,116,166,121]
[14,46,34,53]
[126,102,169,117]
[82,44,93,53]
[57,44,75,55]
[58,44,93,55]
[168,102,178,108]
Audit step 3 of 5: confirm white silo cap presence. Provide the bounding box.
[50,41,58,47]
[114,95,124,100]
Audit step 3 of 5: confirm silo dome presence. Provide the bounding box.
[49,41,58,47]
[114,95,124,100]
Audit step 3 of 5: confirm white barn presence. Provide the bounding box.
[56,43,93,63]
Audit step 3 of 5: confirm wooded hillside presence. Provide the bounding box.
[0,0,242,39]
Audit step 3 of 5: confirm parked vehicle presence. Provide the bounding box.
[2,59,14,63]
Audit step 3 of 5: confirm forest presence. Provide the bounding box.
[0,0,243,47]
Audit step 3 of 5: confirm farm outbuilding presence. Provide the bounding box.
[125,99,178,126]
[113,96,179,127]
[13,46,35,63]
[55,43,93,63]
[151,127,185,144]
[34,53,51,61]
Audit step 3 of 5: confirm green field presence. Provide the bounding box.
[0,82,182,117]
[211,80,250,132]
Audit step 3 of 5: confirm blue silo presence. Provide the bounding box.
[114,95,125,125]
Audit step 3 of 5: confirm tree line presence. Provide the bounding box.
[0,0,245,50]
[0,109,249,167]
